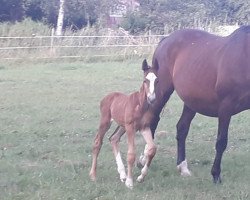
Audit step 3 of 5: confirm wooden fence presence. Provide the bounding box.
[0,33,167,61]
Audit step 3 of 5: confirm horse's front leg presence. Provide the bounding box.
[109,126,126,182]
[176,105,196,176]
[125,125,136,189]
[137,127,157,183]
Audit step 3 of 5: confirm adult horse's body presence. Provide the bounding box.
[148,26,250,183]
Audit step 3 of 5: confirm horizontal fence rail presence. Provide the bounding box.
[0,34,167,61]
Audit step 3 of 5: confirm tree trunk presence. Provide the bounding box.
[56,0,65,36]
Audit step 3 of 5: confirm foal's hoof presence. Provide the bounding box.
[118,170,127,182]
[120,174,126,183]
[89,173,96,181]
[136,175,144,183]
[120,177,126,183]
[125,178,133,189]
[213,176,222,184]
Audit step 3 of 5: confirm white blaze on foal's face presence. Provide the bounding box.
[145,72,157,103]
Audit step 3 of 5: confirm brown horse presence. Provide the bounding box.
[137,26,250,183]
[89,59,158,189]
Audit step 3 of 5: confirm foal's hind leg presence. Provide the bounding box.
[89,115,112,181]
[137,127,157,183]
[109,126,126,182]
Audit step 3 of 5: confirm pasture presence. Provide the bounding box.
[0,60,249,199]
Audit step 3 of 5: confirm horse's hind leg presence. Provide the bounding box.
[176,104,196,176]
[89,115,112,181]
[211,99,232,183]
[137,127,157,183]
[109,126,126,182]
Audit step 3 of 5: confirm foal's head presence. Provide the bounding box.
[141,59,159,104]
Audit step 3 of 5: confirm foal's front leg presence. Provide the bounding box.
[137,127,157,183]
[125,125,136,189]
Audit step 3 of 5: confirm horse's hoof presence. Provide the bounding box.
[180,170,191,176]
[177,166,192,176]
[213,176,222,184]
[136,175,144,183]
[177,160,192,176]
[125,178,133,189]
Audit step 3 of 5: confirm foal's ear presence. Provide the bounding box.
[142,59,149,71]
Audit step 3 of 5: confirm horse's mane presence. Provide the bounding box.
[158,36,169,45]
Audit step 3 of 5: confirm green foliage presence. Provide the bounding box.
[228,0,250,24]
[0,0,249,33]
[0,18,51,36]
[121,11,149,34]
[0,0,24,22]
[64,0,88,29]
[121,0,249,34]
[23,0,44,21]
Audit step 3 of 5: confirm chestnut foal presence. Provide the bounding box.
[89,59,158,189]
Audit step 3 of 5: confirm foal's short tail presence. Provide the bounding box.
[109,126,121,141]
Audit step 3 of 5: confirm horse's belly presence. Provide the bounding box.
[173,57,220,116]
[175,86,220,117]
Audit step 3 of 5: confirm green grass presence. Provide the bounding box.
[0,60,250,200]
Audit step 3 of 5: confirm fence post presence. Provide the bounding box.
[50,28,55,57]
[148,30,152,55]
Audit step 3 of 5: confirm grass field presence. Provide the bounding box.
[0,60,250,200]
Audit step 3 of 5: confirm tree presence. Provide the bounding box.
[1,0,249,33]
[56,0,65,35]
[228,0,250,24]
[0,0,24,22]
[23,0,44,21]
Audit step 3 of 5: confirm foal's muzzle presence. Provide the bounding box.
[147,93,156,104]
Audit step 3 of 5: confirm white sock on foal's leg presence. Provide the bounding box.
[138,144,148,167]
[125,177,133,189]
[137,164,148,183]
[116,152,126,182]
